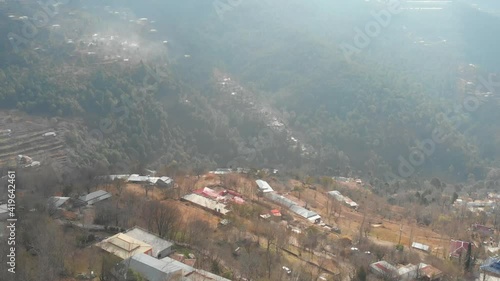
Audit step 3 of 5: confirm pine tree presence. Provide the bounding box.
[464,242,472,272]
[356,266,367,281]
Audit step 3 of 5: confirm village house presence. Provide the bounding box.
[79,190,112,206]
[256,179,274,193]
[181,193,230,215]
[46,196,86,219]
[124,226,174,259]
[472,224,495,237]
[370,261,398,279]
[116,252,232,281]
[449,240,474,259]
[95,233,153,260]
[194,187,245,205]
[419,263,444,281]
[327,190,359,209]
[114,253,187,281]
[397,263,419,281]
[107,174,173,187]
[270,209,282,217]
[47,196,86,210]
[370,261,443,281]
[412,242,431,253]
[480,257,500,281]
[264,192,321,223]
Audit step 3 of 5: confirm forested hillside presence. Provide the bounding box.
[115,0,500,182]
[1,0,499,184]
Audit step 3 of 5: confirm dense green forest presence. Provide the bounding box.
[1,0,500,184]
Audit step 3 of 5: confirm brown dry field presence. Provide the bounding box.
[282,179,450,255]
[122,183,221,227]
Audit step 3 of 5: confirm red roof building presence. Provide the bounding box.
[449,240,473,259]
[472,224,494,236]
[270,209,282,217]
[194,187,221,199]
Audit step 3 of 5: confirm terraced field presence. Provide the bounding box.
[0,111,71,169]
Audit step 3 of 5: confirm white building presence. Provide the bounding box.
[256,180,274,193]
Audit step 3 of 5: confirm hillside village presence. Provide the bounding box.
[2,166,500,281]
[1,1,500,281]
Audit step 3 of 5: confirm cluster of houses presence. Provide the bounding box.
[49,189,112,208]
[107,174,173,187]
[260,209,282,220]
[453,194,500,213]
[181,186,246,216]
[208,167,278,175]
[327,190,359,210]
[95,226,231,281]
[208,168,252,175]
[257,180,322,224]
[48,189,113,221]
[370,261,443,281]
[332,176,363,185]
[194,187,245,205]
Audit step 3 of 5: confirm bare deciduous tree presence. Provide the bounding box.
[113,178,126,197]
[141,200,181,239]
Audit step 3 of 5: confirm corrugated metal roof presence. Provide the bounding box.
[127,174,173,185]
[125,227,174,257]
[370,261,397,276]
[256,180,274,193]
[289,205,318,219]
[48,197,70,208]
[128,174,150,182]
[182,194,230,215]
[327,190,344,200]
[307,215,322,222]
[481,257,500,275]
[127,253,188,281]
[79,190,112,205]
[264,192,320,220]
[412,242,430,252]
[449,240,470,258]
[159,176,173,185]
[419,263,443,279]
[186,269,232,281]
[264,192,296,208]
[108,174,130,180]
[96,233,152,260]
[398,264,418,281]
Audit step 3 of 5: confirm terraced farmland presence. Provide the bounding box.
[0,111,71,169]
